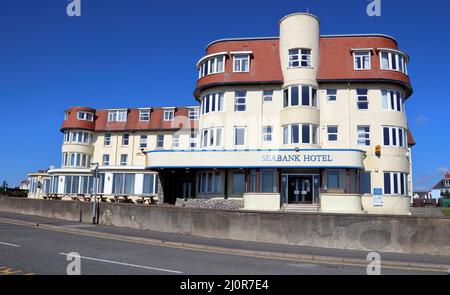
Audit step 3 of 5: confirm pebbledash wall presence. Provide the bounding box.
[29,13,416,215]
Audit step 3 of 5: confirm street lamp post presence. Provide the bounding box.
[91,163,99,224]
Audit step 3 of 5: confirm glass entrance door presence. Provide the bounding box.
[286,175,314,204]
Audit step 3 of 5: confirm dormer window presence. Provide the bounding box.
[198,53,226,79]
[64,111,69,120]
[379,49,408,75]
[77,111,94,121]
[163,109,174,121]
[353,51,371,70]
[188,108,199,120]
[108,110,127,122]
[139,109,151,121]
[233,53,250,72]
[288,49,311,68]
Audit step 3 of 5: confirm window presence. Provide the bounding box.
[381,90,404,112]
[384,172,408,195]
[262,126,273,142]
[283,85,318,108]
[234,127,246,146]
[140,135,148,149]
[327,89,337,101]
[108,110,127,122]
[380,50,408,74]
[188,108,199,120]
[357,126,371,146]
[77,111,94,121]
[62,153,68,167]
[359,172,372,194]
[139,109,150,121]
[172,134,180,148]
[156,134,164,148]
[67,131,93,144]
[354,51,371,70]
[102,154,110,166]
[68,153,90,168]
[234,91,246,112]
[112,173,135,195]
[143,174,158,195]
[232,172,246,194]
[201,127,223,148]
[50,176,59,194]
[122,134,129,146]
[382,126,407,147]
[201,92,224,114]
[189,132,198,148]
[164,109,174,121]
[64,176,80,195]
[64,111,69,120]
[198,55,225,78]
[104,133,111,146]
[356,89,369,110]
[327,126,338,141]
[283,124,319,145]
[263,90,273,102]
[233,54,249,72]
[327,171,340,189]
[288,48,311,68]
[120,154,128,166]
[198,172,221,193]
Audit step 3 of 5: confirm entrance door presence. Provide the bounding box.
[287,175,313,204]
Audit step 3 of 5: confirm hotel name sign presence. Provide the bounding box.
[147,149,364,169]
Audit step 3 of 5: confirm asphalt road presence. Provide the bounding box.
[0,214,446,275]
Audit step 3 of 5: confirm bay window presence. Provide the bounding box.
[384,172,408,195]
[380,50,408,74]
[139,109,150,121]
[201,127,223,148]
[381,90,404,112]
[283,85,317,108]
[383,126,407,148]
[283,124,319,145]
[201,92,224,114]
[108,110,127,122]
[198,55,225,78]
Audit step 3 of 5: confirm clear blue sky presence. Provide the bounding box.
[0,0,449,190]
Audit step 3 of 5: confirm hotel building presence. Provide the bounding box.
[29,13,415,215]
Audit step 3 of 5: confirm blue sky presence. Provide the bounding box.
[0,0,449,190]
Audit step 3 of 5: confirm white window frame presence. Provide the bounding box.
[288,48,311,68]
[234,127,246,147]
[283,85,318,108]
[189,132,198,149]
[122,134,129,146]
[283,124,319,145]
[353,51,371,70]
[233,54,250,72]
[201,93,224,114]
[156,134,165,148]
[327,126,338,142]
[234,91,247,112]
[104,133,112,146]
[263,90,273,102]
[198,171,221,193]
[356,89,369,110]
[326,89,337,102]
[64,111,69,120]
[379,50,408,75]
[108,110,127,122]
[139,109,150,121]
[77,111,94,121]
[120,154,128,166]
[357,126,371,146]
[102,154,110,166]
[384,172,408,195]
[198,55,226,79]
[201,127,223,148]
[140,135,148,149]
[172,134,180,148]
[382,126,407,148]
[381,90,404,113]
[262,126,273,142]
[163,109,174,121]
[188,108,199,120]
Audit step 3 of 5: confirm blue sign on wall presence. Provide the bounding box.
[373,188,383,195]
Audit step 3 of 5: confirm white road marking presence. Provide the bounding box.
[0,242,20,247]
[60,253,183,274]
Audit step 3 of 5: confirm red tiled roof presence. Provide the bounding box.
[407,129,416,147]
[61,107,198,133]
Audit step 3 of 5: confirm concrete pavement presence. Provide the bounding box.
[0,212,448,275]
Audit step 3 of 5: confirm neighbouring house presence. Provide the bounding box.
[431,172,450,200]
[19,180,30,191]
